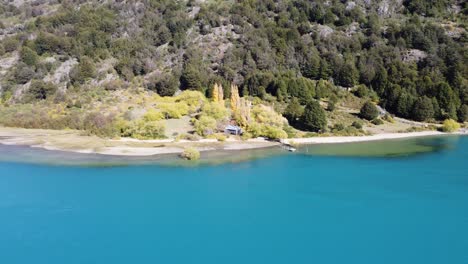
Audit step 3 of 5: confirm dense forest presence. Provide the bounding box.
[0,0,467,137]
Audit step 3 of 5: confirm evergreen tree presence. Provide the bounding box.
[301,100,327,132]
[458,104,468,122]
[180,64,202,91]
[284,97,304,126]
[338,62,358,87]
[396,93,416,118]
[412,96,435,121]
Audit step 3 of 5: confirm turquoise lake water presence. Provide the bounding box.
[1,136,468,264]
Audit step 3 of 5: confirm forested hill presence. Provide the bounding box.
[0,0,467,123]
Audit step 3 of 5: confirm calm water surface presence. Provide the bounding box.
[0,136,467,264]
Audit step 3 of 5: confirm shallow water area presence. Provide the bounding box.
[0,136,467,264]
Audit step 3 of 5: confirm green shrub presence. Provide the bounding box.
[180,147,200,160]
[14,63,35,84]
[70,56,96,84]
[354,84,369,98]
[352,121,363,129]
[158,102,189,119]
[175,90,206,113]
[23,80,57,102]
[371,118,384,125]
[176,133,200,141]
[20,47,39,66]
[201,102,228,120]
[441,119,460,133]
[214,133,227,141]
[382,114,395,123]
[143,109,164,122]
[122,120,166,139]
[261,126,288,139]
[327,100,336,111]
[193,115,217,136]
[241,131,253,140]
[2,37,19,53]
[82,112,121,137]
[332,123,345,131]
[360,101,379,120]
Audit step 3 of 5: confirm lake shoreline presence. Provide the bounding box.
[0,126,464,157]
[281,131,462,145]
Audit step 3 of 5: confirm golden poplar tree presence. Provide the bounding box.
[230,84,240,113]
[212,83,224,105]
[217,83,224,105]
[212,83,220,103]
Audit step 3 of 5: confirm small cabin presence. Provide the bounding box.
[225,125,242,135]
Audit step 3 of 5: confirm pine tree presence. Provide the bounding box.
[301,100,327,132]
[412,96,434,121]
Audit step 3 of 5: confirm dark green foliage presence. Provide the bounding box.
[354,85,369,98]
[14,63,35,84]
[371,118,384,125]
[352,121,363,129]
[360,101,380,120]
[436,82,458,119]
[337,62,358,88]
[34,32,71,55]
[24,80,57,102]
[458,104,468,122]
[147,74,179,96]
[332,123,345,132]
[412,96,435,121]
[396,92,416,118]
[404,0,452,16]
[70,57,96,85]
[20,47,38,66]
[300,100,327,132]
[327,94,338,112]
[284,97,304,126]
[315,80,331,99]
[2,37,19,53]
[180,64,203,91]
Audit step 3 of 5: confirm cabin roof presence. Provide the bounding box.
[225,125,242,131]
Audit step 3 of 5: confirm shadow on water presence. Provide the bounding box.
[0,144,284,168]
[297,135,462,158]
[0,135,463,167]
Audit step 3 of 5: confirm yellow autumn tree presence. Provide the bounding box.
[212,83,220,103]
[237,98,251,127]
[230,84,240,113]
[212,83,224,105]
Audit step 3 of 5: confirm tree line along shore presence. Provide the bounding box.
[0,0,466,152]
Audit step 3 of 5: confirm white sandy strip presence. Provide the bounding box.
[95,147,184,156]
[282,131,450,145]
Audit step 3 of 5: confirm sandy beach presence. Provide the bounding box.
[0,127,279,156]
[0,126,463,157]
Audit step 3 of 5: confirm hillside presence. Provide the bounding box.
[0,0,466,139]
